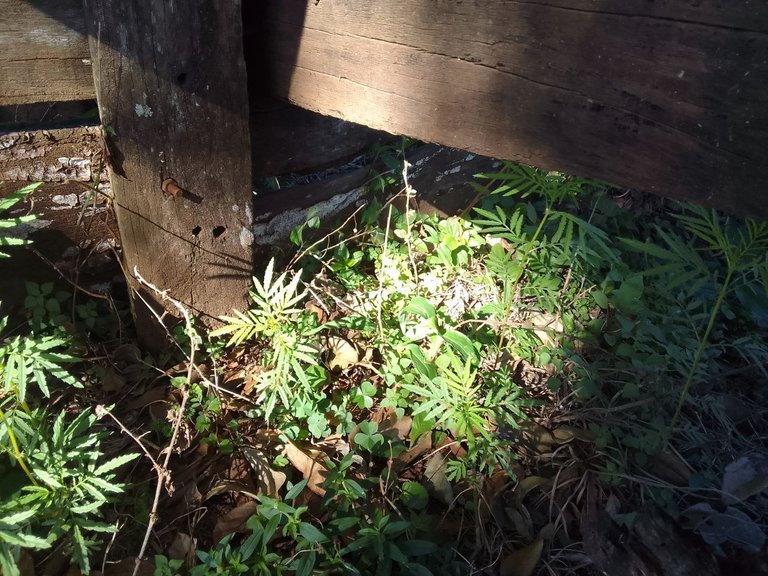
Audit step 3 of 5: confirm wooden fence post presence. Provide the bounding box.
[81,0,253,349]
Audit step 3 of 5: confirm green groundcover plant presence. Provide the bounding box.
[198,156,766,573]
[0,184,137,575]
[3,153,767,575]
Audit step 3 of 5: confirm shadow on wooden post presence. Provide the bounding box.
[81,0,254,350]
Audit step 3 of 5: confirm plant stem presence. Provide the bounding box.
[0,406,37,485]
[668,267,733,437]
[496,208,551,353]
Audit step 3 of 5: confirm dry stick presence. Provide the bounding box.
[29,247,111,302]
[376,204,394,341]
[29,245,124,345]
[400,157,420,286]
[95,406,162,475]
[288,202,367,268]
[100,520,122,574]
[130,268,197,576]
[128,277,255,409]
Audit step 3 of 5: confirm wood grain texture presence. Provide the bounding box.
[0,0,94,105]
[83,0,253,346]
[264,0,768,216]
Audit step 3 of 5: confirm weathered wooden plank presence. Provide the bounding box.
[503,1,768,32]
[0,181,120,325]
[82,0,253,347]
[404,145,499,217]
[263,0,768,216]
[0,127,102,181]
[252,167,370,250]
[250,98,389,178]
[0,0,94,105]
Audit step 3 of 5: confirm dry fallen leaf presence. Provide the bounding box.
[17,550,34,576]
[515,476,549,500]
[284,441,328,496]
[552,426,577,444]
[372,407,412,442]
[243,364,265,396]
[518,421,556,454]
[125,386,169,410]
[525,311,563,347]
[393,432,432,471]
[500,538,544,576]
[483,470,511,501]
[479,470,511,524]
[100,366,127,392]
[167,481,204,522]
[722,454,768,504]
[327,335,359,371]
[212,501,258,544]
[205,479,260,501]
[168,532,196,563]
[504,503,534,540]
[91,558,154,576]
[306,301,328,324]
[649,450,691,486]
[424,452,454,506]
[605,493,622,516]
[242,447,287,497]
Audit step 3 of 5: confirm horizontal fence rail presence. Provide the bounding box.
[2,0,767,217]
[264,0,768,217]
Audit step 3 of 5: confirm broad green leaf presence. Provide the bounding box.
[404,297,436,320]
[442,330,479,363]
[299,522,328,543]
[33,468,62,489]
[408,347,436,381]
[329,516,359,532]
[0,547,21,576]
[388,541,409,563]
[401,482,429,510]
[592,289,608,309]
[70,500,104,515]
[71,524,90,573]
[293,551,316,576]
[285,479,308,502]
[0,183,41,212]
[619,237,679,261]
[75,519,116,533]
[83,476,123,494]
[400,539,439,557]
[383,520,410,536]
[402,562,434,576]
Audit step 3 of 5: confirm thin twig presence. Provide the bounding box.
[376,204,393,341]
[95,405,162,475]
[129,276,255,409]
[289,202,367,269]
[100,519,122,574]
[400,156,420,286]
[130,268,197,576]
[29,247,111,301]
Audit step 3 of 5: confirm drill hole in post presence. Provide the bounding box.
[212,226,226,238]
[192,226,202,236]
